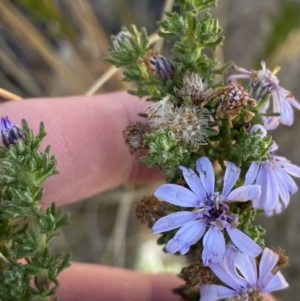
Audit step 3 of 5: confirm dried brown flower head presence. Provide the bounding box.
[271,246,289,268]
[123,122,150,154]
[236,200,253,211]
[135,195,175,228]
[216,83,257,125]
[179,262,217,287]
[172,285,200,301]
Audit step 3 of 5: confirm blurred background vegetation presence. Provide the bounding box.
[1,0,300,300]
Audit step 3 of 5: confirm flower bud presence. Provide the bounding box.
[112,31,132,50]
[1,116,26,149]
[149,54,175,80]
[141,50,175,80]
[123,122,149,154]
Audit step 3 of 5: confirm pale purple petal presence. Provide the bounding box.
[179,166,206,200]
[152,211,197,234]
[287,95,300,110]
[226,226,262,257]
[272,90,281,115]
[235,66,252,74]
[255,165,268,209]
[270,141,279,152]
[273,170,290,208]
[200,285,237,301]
[235,252,257,286]
[226,185,261,203]
[263,91,280,129]
[260,272,289,293]
[274,203,285,214]
[278,92,293,125]
[196,157,215,195]
[277,159,300,178]
[227,73,251,83]
[209,246,247,290]
[244,162,260,185]
[166,220,206,254]
[178,221,207,254]
[275,167,298,195]
[154,184,200,207]
[256,164,278,211]
[272,155,289,162]
[266,203,285,216]
[166,239,182,254]
[258,247,279,287]
[263,116,280,130]
[222,162,240,196]
[177,243,190,255]
[202,226,225,266]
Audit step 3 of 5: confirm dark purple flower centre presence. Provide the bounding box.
[202,194,229,224]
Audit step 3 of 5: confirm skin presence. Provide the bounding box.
[1,91,275,301]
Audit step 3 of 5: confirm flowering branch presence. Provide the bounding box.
[108,0,299,300]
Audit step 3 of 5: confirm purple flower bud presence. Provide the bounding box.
[1,116,25,149]
[112,31,132,50]
[148,54,175,80]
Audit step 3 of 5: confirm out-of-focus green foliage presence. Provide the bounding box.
[15,0,75,37]
[256,0,300,65]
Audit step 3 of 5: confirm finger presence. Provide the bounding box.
[57,262,183,301]
[1,92,162,207]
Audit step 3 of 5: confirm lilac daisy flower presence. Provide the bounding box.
[227,61,300,130]
[245,125,300,214]
[152,156,262,265]
[200,245,288,301]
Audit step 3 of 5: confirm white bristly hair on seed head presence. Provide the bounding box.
[146,95,173,126]
[147,96,210,146]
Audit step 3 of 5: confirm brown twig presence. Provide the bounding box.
[0,88,22,101]
[85,66,120,96]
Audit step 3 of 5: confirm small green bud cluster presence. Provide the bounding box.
[228,127,273,166]
[141,128,190,173]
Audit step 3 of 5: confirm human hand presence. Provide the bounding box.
[2,91,163,208]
